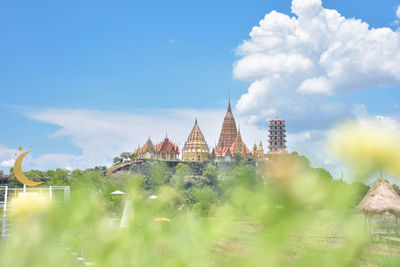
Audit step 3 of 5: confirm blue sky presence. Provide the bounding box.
[1,0,400,178]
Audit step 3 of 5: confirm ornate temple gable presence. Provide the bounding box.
[217,100,237,150]
[135,145,141,155]
[155,136,180,155]
[213,145,233,158]
[154,135,180,161]
[136,137,157,160]
[141,137,155,153]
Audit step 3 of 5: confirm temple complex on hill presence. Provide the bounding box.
[182,119,210,162]
[212,99,249,164]
[133,99,288,164]
[136,135,180,161]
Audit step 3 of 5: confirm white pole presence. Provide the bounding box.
[23,184,26,193]
[1,186,8,239]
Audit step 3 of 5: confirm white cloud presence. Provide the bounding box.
[372,114,400,131]
[298,77,332,95]
[234,0,400,125]
[287,129,345,178]
[287,112,400,180]
[0,144,17,173]
[31,153,85,171]
[352,104,368,118]
[397,5,400,19]
[233,1,400,178]
[1,158,15,167]
[0,144,16,160]
[233,53,313,80]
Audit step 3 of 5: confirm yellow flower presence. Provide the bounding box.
[329,119,400,178]
[10,193,51,222]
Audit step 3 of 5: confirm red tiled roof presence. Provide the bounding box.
[212,146,232,157]
[229,128,250,157]
[155,136,180,155]
[139,137,155,154]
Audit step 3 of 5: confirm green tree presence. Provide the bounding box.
[190,186,217,216]
[7,167,22,188]
[351,181,370,203]
[129,153,137,161]
[170,163,192,190]
[231,164,260,190]
[46,169,70,186]
[145,161,170,191]
[199,163,218,188]
[314,168,333,182]
[120,152,132,163]
[234,151,243,163]
[392,183,400,195]
[290,151,311,166]
[7,168,42,188]
[113,156,123,164]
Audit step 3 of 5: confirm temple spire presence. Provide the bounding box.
[216,95,237,149]
[227,92,232,112]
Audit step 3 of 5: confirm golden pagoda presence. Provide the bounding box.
[252,141,264,158]
[182,119,210,162]
[252,143,258,156]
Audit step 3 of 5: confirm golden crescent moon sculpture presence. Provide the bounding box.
[13,150,42,186]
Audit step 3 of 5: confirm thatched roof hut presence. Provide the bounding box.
[358,178,400,215]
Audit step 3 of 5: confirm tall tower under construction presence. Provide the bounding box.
[268,119,286,153]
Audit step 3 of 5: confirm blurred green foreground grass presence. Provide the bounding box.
[0,165,395,267]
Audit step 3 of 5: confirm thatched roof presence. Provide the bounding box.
[357,178,400,215]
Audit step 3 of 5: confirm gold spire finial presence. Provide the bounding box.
[227,96,231,112]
